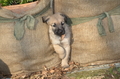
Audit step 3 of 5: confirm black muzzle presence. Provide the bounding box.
[54,27,65,36]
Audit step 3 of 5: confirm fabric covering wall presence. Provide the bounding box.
[0,0,120,75]
[0,0,60,75]
[55,0,120,65]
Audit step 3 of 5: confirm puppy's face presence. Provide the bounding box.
[42,13,67,36]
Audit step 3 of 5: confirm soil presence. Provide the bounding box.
[0,61,120,79]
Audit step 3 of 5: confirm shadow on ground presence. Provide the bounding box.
[0,59,11,78]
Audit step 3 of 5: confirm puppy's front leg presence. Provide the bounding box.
[53,44,66,59]
[61,44,70,68]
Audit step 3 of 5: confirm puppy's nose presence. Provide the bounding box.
[58,29,62,33]
[54,28,65,36]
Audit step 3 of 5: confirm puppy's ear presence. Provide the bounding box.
[60,13,68,22]
[42,16,50,23]
[60,13,72,25]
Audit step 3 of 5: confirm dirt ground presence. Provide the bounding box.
[1,62,120,79]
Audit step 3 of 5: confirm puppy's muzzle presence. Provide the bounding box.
[54,27,65,36]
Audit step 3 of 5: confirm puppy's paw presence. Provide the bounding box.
[62,64,69,68]
[61,63,69,68]
[61,60,69,68]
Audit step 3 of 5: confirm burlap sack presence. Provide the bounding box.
[55,0,120,65]
[55,0,120,18]
[0,0,60,75]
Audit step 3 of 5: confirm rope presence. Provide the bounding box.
[69,5,120,36]
[14,15,35,40]
[0,2,120,40]
[0,2,50,40]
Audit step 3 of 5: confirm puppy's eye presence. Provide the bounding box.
[51,23,56,27]
[61,22,65,25]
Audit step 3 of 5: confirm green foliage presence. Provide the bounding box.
[0,0,37,6]
[103,67,120,79]
[67,67,120,79]
[20,0,34,4]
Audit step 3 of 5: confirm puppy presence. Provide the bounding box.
[42,13,71,68]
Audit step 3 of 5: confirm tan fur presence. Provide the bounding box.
[44,13,71,68]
